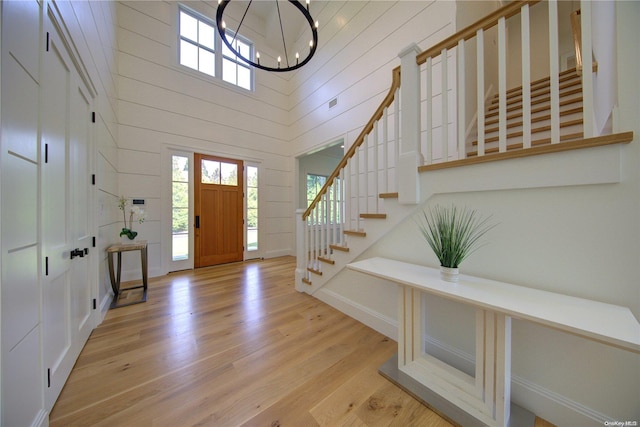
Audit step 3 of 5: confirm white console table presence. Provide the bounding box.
[347,257,640,427]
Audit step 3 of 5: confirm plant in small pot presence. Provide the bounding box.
[417,204,496,282]
[118,196,146,240]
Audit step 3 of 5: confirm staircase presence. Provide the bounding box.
[468,67,588,157]
[296,0,633,298]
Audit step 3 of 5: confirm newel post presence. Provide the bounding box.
[295,208,306,292]
[397,43,423,205]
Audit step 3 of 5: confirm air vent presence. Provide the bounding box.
[328,97,338,109]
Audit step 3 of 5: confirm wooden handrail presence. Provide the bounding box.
[416,0,541,65]
[302,66,401,220]
[570,9,583,76]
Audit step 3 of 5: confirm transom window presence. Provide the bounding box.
[201,159,238,186]
[178,6,253,90]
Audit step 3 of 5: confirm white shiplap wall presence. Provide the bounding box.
[116,1,459,275]
[117,1,297,275]
[289,1,456,157]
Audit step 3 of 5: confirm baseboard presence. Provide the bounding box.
[511,376,611,427]
[264,249,293,259]
[315,288,398,341]
[34,409,48,427]
[423,334,611,426]
[96,293,111,324]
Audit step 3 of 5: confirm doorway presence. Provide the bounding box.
[194,153,244,267]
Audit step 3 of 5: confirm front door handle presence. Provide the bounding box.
[195,215,200,228]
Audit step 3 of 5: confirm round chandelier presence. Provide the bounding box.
[216,0,319,72]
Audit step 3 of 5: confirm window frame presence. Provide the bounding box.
[306,173,341,225]
[245,164,260,258]
[177,4,254,91]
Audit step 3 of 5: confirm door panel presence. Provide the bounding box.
[69,81,93,350]
[195,154,243,267]
[41,15,94,410]
[42,27,74,410]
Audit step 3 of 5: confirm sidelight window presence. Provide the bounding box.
[246,165,258,252]
[172,155,190,261]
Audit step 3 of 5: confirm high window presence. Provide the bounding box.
[179,6,253,90]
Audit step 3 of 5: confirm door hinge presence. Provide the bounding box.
[46,32,50,52]
[91,112,96,123]
[45,256,49,276]
[93,298,97,310]
[92,174,96,185]
[92,236,96,247]
[44,143,48,163]
[47,368,51,388]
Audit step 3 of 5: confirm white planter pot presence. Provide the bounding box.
[440,266,459,282]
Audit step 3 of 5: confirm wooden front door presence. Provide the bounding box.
[194,153,244,267]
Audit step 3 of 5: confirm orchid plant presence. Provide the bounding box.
[118,196,146,240]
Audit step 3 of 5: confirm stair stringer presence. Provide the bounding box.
[311,141,624,341]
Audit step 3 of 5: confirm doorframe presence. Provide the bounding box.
[243,161,263,261]
[161,147,263,274]
[162,147,195,274]
[193,152,244,268]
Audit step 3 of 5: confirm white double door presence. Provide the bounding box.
[41,14,94,410]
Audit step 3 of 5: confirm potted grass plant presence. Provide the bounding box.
[418,204,496,282]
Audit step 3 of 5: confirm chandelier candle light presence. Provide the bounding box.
[216,0,319,72]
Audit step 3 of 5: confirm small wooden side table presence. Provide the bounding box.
[107,240,148,309]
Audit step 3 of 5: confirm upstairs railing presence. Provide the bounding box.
[297,0,630,288]
[414,0,596,166]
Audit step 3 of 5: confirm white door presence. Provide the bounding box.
[69,68,94,357]
[41,16,94,410]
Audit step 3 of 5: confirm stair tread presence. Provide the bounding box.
[330,244,350,252]
[302,277,312,286]
[468,132,584,156]
[488,86,583,112]
[501,65,595,97]
[360,213,387,219]
[307,267,322,276]
[471,119,584,146]
[379,192,399,199]
[318,256,335,265]
[498,76,582,104]
[485,95,583,120]
[485,106,582,127]
[344,230,367,237]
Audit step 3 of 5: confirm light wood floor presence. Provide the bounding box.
[50,256,554,427]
